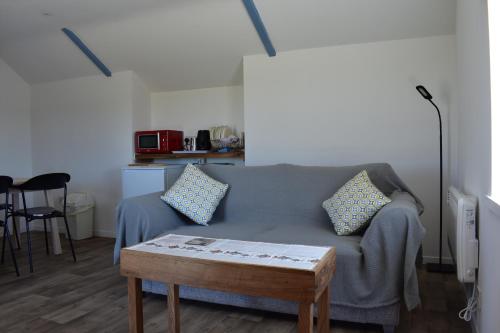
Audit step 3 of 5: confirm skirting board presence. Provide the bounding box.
[422,256,454,265]
[94,229,115,238]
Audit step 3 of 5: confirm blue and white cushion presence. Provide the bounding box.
[322,170,391,235]
[161,164,229,225]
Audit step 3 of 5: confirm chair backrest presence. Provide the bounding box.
[18,173,70,191]
[0,176,13,195]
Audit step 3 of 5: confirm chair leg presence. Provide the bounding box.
[25,221,34,273]
[1,226,6,264]
[43,219,49,255]
[63,215,76,262]
[11,194,21,250]
[11,215,21,250]
[4,224,19,276]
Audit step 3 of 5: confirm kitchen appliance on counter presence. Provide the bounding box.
[135,130,183,154]
[196,130,211,150]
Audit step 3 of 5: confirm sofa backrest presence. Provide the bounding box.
[166,163,421,225]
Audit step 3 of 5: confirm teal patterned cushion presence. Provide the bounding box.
[322,170,391,236]
[161,164,229,225]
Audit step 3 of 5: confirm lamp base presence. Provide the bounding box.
[426,263,456,273]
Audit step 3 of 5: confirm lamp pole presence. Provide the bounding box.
[416,85,454,273]
[429,99,443,268]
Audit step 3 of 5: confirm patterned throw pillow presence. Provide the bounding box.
[161,164,229,226]
[322,170,391,236]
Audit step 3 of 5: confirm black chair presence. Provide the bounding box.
[13,173,76,273]
[0,176,20,276]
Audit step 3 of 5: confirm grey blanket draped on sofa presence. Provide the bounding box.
[113,163,425,328]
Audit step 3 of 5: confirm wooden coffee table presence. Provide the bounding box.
[120,234,336,333]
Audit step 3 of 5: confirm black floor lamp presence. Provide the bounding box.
[416,85,455,273]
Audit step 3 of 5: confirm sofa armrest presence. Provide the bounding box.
[360,191,426,310]
[113,192,185,263]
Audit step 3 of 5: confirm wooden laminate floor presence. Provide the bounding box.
[0,233,472,333]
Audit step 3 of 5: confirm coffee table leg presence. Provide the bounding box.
[167,283,180,333]
[317,286,330,333]
[128,277,143,333]
[298,302,313,333]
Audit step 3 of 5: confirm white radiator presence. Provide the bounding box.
[447,187,478,283]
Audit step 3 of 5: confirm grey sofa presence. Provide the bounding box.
[114,163,425,333]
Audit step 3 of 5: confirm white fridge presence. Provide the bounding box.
[121,166,170,199]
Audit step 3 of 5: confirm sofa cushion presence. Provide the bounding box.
[322,170,391,235]
[161,164,229,225]
[161,217,362,260]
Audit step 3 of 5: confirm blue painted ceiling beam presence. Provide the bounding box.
[62,28,112,77]
[242,0,276,57]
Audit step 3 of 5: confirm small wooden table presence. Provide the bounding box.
[120,234,336,333]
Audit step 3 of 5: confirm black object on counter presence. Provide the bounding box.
[196,130,211,150]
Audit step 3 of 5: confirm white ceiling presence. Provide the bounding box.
[0,0,456,91]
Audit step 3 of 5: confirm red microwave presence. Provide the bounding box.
[135,130,184,154]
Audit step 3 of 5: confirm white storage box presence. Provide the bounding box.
[57,193,94,240]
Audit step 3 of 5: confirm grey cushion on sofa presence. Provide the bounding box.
[114,163,425,327]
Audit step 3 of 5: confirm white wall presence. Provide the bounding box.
[131,72,151,156]
[244,36,457,262]
[151,86,244,137]
[31,71,149,237]
[131,72,151,133]
[0,58,32,178]
[455,1,500,332]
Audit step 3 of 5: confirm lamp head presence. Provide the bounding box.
[416,85,433,100]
